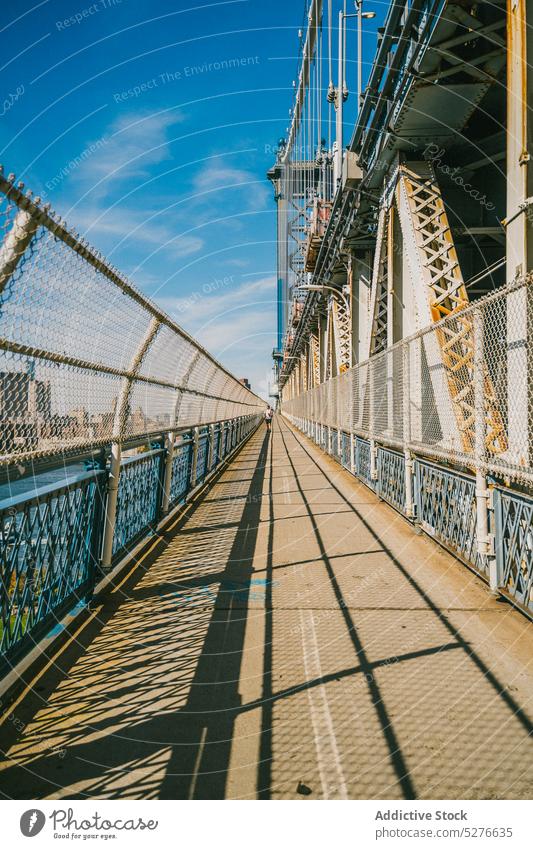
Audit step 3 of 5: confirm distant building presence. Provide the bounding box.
[0,372,51,421]
[0,372,30,419]
[130,406,147,432]
[239,377,251,390]
[90,411,115,439]
[0,371,51,451]
[0,422,15,454]
[70,406,89,432]
[29,379,51,420]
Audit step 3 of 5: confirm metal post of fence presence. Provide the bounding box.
[214,423,220,464]
[402,341,414,518]
[88,454,108,595]
[101,443,121,570]
[154,436,167,523]
[350,432,356,474]
[368,359,378,481]
[190,426,200,487]
[403,452,414,517]
[473,307,497,590]
[161,431,175,515]
[207,423,215,470]
[370,439,378,481]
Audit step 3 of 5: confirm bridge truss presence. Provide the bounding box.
[271,0,533,617]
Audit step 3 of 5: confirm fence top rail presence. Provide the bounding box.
[120,448,165,468]
[0,468,106,512]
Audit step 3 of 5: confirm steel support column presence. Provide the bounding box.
[506,0,533,468]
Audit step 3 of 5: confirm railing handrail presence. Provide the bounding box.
[0,412,263,672]
[0,468,106,512]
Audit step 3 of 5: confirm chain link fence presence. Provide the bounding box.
[0,173,264,465]
[282,275,533,487]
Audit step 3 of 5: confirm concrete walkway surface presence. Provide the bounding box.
[0,416,531,800]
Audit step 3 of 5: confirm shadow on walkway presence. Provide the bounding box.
[0,430,270,800]
[0,418,532,800]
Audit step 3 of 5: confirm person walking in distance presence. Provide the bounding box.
[264,405,274,432]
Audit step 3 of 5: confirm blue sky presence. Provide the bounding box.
[1,0,384,398]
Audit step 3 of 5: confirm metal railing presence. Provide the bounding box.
[290,413,533,618]
[283,277,533,619]
[0,167,266,672]
[283,277,533,486]
[0,414,260,671]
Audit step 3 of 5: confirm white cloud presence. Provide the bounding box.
[192,160,269,209]
[74,112,185,195]
[158,276,276,399]
[72,204,204,259]
[194,163,254,191]
[161,275,276,324]
[224,258,249,268]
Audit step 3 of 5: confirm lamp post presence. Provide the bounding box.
[334,3,376,182]
[355,1,376,108]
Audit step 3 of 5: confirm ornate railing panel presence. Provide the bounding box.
[494,488,533,614]
[341,431,351,470]
[195,429,210,485]
[0,470,105,667]
[112,450,164,558]
[212,425,223,467]
[169,437,193,507]
[377,447,406,513]
[330,429,340,461]
[356,437,374,489]
[414,459,482,572]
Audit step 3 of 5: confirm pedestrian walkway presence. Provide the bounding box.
[0,416,532,800]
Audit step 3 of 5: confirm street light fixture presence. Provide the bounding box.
[296,283,350,313]
[355,2,377,108]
